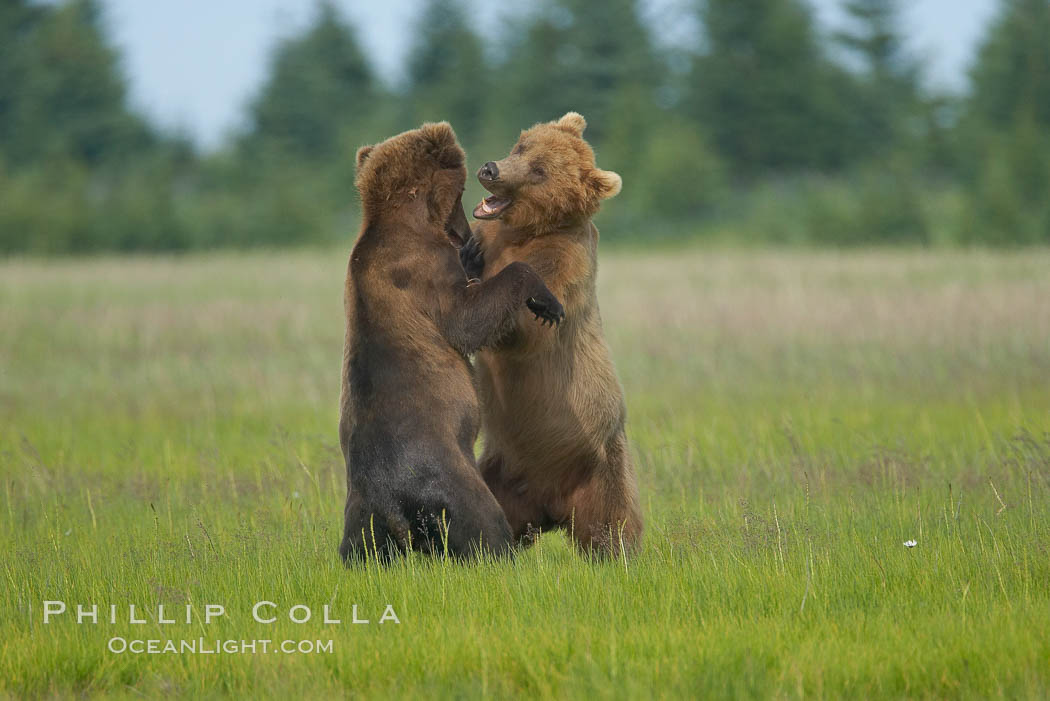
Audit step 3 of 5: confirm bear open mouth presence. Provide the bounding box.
[473,195,512,220]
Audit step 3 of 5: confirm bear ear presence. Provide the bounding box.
[592,168,622,199]
[556,112,587,136]
[420,121,454,149]
[421,122,463,169]
[356,145,374,170]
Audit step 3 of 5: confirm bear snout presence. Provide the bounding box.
[478,161,500,182]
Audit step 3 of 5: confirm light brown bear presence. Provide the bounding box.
[460,112,642,554]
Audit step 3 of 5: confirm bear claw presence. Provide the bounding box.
[526,297,565,327]
[459,235,485,280]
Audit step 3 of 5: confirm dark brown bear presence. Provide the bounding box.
[338,122,565,562]
[461,112,643,555]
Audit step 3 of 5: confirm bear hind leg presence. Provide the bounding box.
[480,452,551,547]
[564,441,643,557]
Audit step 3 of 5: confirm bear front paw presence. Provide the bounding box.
[526,295,565,327]
[459,235,485,281]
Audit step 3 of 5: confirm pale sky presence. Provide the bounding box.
[98,0,1000,150]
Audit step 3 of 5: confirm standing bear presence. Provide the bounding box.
[338,122,565,561]
[461,112,643,554]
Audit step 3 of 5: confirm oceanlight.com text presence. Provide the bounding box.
[107,637,334,655]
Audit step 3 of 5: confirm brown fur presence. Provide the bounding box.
[462,112,642,554]
[338,122,565,561]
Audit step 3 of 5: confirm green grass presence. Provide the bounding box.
[2,247,1049,699]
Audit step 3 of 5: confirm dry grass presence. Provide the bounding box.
[600,248,1050,347]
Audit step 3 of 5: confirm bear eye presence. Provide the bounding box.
[512,143,525,155]
[530,163,546,178]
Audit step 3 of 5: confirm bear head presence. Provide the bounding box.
[355,122,471,245]
[473,112,621,232]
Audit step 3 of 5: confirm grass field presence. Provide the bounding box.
[2,247,1049,698]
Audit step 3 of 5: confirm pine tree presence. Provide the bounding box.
[495,0,658,144]
[0,1,45,161]
[0,0,153,166]
[685,0,864,176]
[836,0,914,82]
[245,1,379,161]
[404,0,486,148]
[962,0,1050,243]
[834,0,920,151]
[969,0,1050,128]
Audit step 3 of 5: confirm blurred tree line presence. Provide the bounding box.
[1,0,1049,253]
